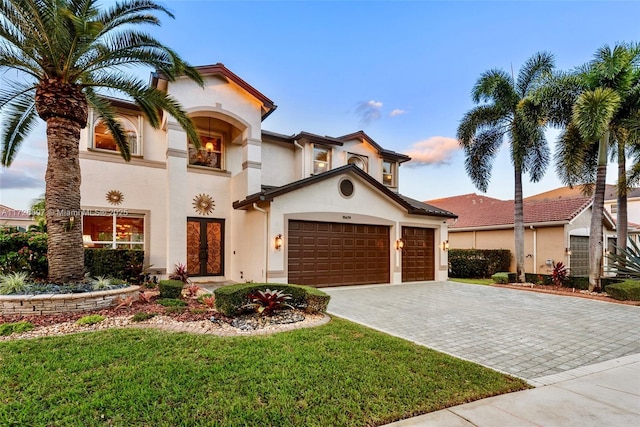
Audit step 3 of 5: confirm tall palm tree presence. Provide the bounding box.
[458,52,554,283]
[536,43,639,291]
[0,0,203,283]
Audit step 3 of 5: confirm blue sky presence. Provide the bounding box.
[2,0,640,210]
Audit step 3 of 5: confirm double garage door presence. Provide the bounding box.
[288,220,434,287]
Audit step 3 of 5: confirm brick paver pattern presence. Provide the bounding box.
[323,281,640,381]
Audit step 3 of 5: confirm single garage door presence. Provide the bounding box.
[288,220,390,287]
[402,227,435,282]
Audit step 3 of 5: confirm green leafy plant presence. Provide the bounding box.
[244,288,294,316]
[169,263,190,284]
[131,312,156,322]
[89,275,113,291]
[491,272,510,284]
[158,280,184,299]
[75,315,105,326]
[0,321,34,336]
[606,280,640,301]
[608,239,640,278]
[552,262,569,287]
[0,271,31,295]
[157,298,187,307]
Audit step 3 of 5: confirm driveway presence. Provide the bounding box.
[322,281,640,381]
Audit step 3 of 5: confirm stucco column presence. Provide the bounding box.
[166,122,188,272]
[242,137,262,197]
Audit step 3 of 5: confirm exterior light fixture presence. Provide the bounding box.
[205,142,214,152]
[275,234,283,250]
[565,248,572,256]
[441,240,449,251]
[395,239,404,250]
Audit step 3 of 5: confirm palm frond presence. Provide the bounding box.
[522,128,550,183]
[572,87,620,141]
[457,104,508,145]
[516,51,554,97]
[471,69,517,107]
[607,238,640,278]
[463,127,504,192]
[0,89,38,166]
[554,123,595,186]
[85,87,131,160]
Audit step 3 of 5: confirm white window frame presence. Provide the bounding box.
[82,213,145,250]
[91,114,142,157]
[382,159,396,187]
[313,144,331,174]
[188,130,224,170]
[347,153,368,172]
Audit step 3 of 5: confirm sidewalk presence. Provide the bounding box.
[383,354,640,427]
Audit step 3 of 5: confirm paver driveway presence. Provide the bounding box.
[323,281,640,381]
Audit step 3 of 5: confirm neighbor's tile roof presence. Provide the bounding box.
[525,185,640,202]
[426,193,591,229]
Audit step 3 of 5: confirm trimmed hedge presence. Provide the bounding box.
[84,249,145,283]
[491,272,509,284]
[605,280,640,301]
[449,249,511,278]
[158,280,184,299]
[214,283,330,316]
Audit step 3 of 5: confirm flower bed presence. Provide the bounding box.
[0,285,140,316]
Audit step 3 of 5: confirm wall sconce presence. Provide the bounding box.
[274,234,283,250]
[441,240,449,251]
[565,248,572,256]
[395,239,404,251]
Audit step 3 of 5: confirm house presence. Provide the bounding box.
[427,193,616,276]
[0,204,36,231]
[78,63,456,287]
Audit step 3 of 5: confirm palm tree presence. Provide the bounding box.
[457,52,554,283]
[537,43,639,291]
[0,0,203,283]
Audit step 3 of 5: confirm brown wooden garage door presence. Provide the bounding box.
[402,227,435,282]
[288,220,390,287]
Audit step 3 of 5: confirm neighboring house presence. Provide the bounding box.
[78,63,456,286]
[0,204,35,231]
[427,193,616,276]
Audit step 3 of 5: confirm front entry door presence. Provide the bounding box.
[186,218,224,276]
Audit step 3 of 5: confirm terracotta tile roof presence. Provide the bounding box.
[0,204,32,220]
[426,193,592,229]
[525,185,640,202]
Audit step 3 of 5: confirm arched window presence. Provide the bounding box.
[93,116,140,156]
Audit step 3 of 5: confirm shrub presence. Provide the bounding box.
[0,271,31,295]
[0,321,34,336]
[449,249,511,278]
[214,283,330,316]
[525,273,553,285]
[157,298,187,307]
[491,272,509,284]
[244,289,294,316]
[131,312,156,322]
[158,279,184,299]
[75,315,105,326]
[89,275,113,291]
[0,228,47,278]
[84,248,145,282]
[606,280,640,301]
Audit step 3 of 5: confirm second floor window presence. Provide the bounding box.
[383,160,396,187]
[313,145,331,174]
[93,116,140,156]
[189,132,223,169]
[347,154,368,172]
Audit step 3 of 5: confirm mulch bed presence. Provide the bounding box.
[492,283,640,306]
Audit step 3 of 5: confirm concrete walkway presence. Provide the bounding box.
[323,281,640,426]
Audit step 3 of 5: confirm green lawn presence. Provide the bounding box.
[449,278,495,285]
[0,318,528,426]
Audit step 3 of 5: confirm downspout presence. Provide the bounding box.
[294,140,304,178]
[253,203,268,282]
[530,225,537,274]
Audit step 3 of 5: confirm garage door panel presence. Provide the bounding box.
[402,227,435,282]
[288,220,390,287]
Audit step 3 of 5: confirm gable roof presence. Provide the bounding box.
[426,193,611,229]
[233,164,457,218]
[152,63,277,120]
[261,130,411,162]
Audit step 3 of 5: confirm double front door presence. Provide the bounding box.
[186,218,224,276]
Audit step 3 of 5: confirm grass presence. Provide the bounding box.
[0,318,527,426]
[449,277,494,285]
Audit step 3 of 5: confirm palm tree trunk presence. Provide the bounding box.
[36,79,88,283]
[616,139,628,270]
[514,165,525,283]
[44,116,85,283]
[589,132,609,292]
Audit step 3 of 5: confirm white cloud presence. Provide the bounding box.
[355,100,383,125]
[389,109,407,117]
[403,136,461,167]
